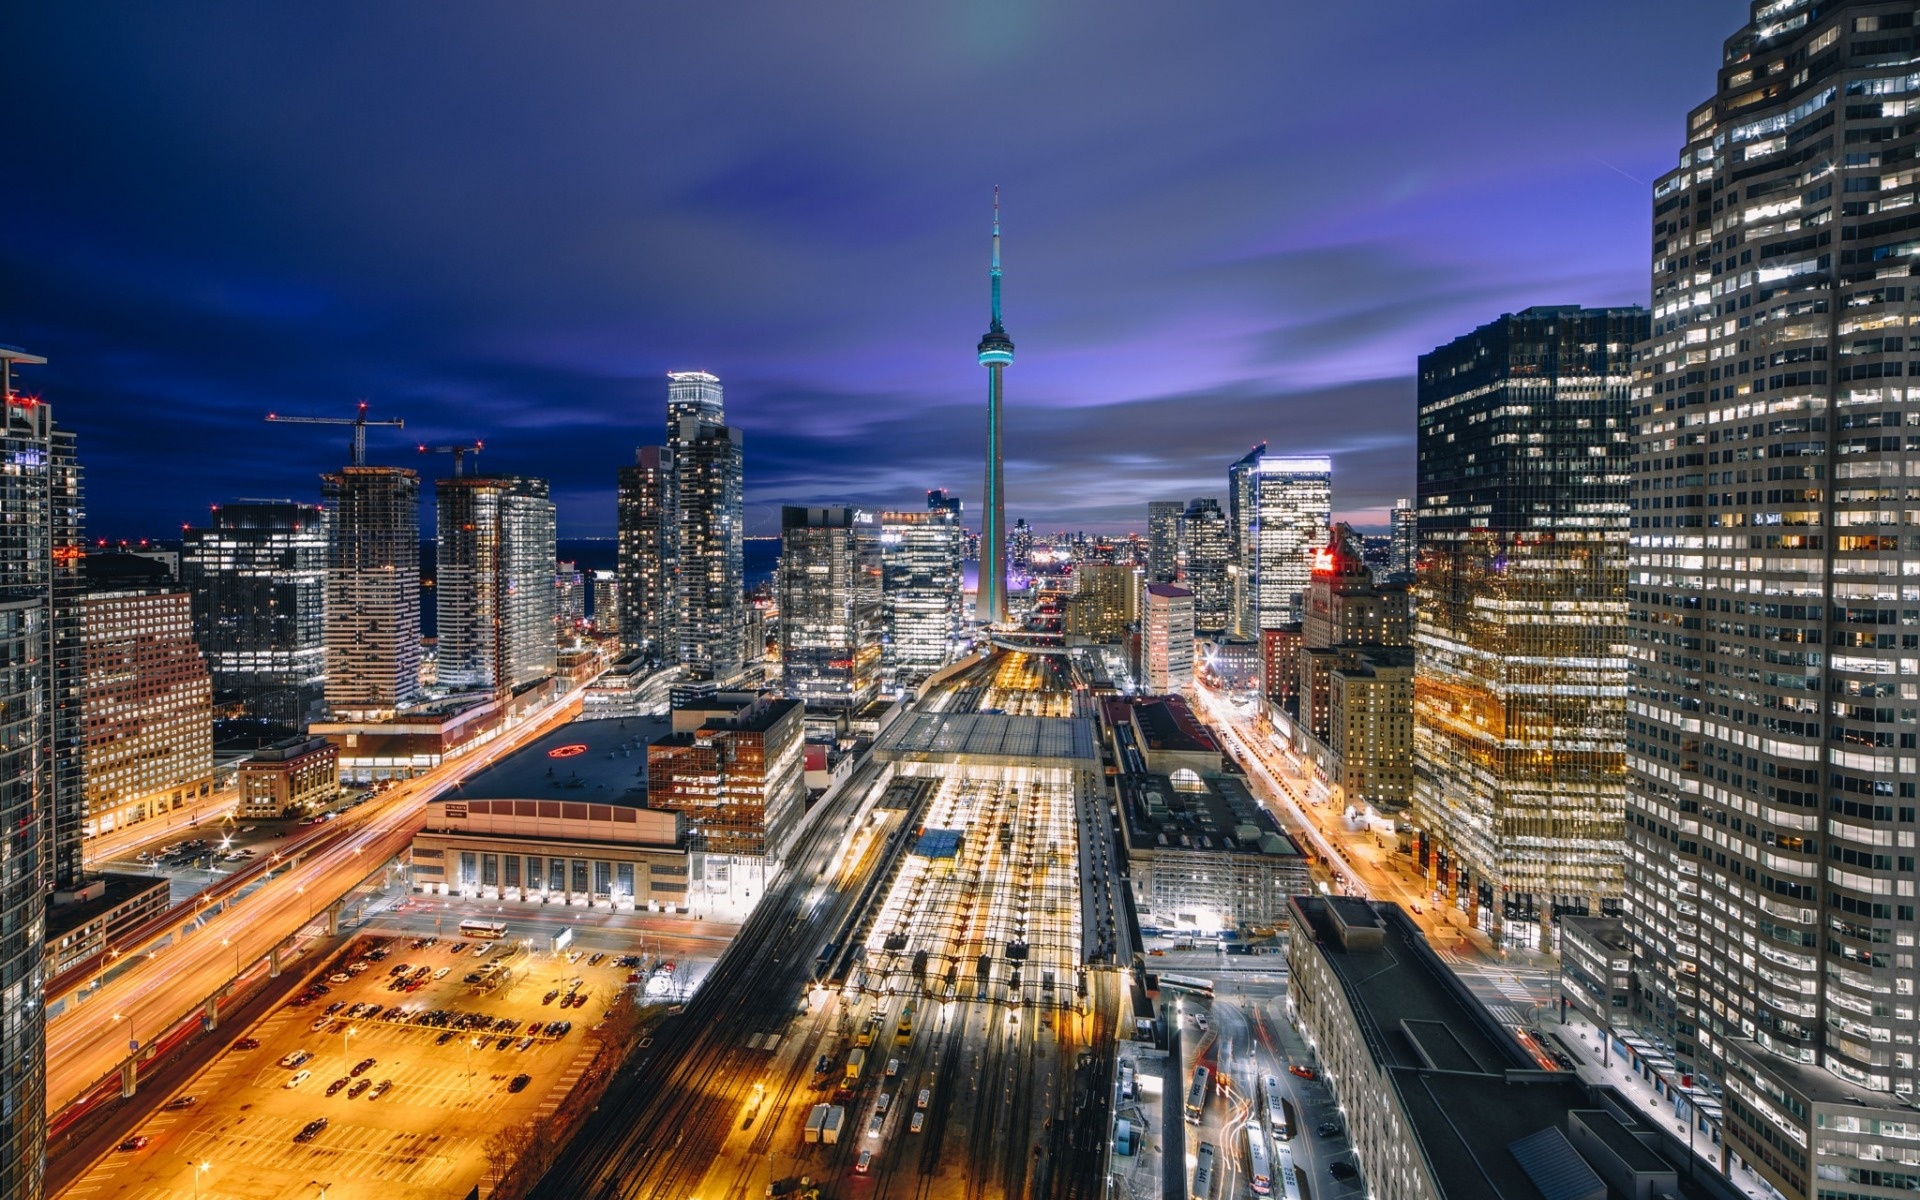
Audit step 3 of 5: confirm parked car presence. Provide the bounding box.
[116,1136,149,1152]
[351,1057,376,1077]
[1328,1162,1357,1181]
[162,1095,196,1111]
[367,1079,393,1100]
[508,1074,532,1093]
[1317,1122,1342,1138]
[325,1077,352,1096]
[285,1070,312,1089]
[294,1118,329,1143]
[232,1038,260,1051]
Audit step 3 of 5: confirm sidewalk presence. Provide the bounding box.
[1550,1011,1779,1200]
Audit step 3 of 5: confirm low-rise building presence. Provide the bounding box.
[44,873,171,976]
[1117,770,1307,930]
[1287,894,1742,1200]
[238,736,340,819]
[409,796,691,911]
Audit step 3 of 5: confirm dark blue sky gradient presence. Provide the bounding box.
[2,3,1736,537]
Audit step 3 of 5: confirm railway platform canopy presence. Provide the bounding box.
[870,710,1098,770]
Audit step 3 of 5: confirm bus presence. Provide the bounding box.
[459,919,508,940]
[1275,1143,1303,1200]
[1160,973,1215,1000]
[1184,1065,1211,1124]
[1246,1128,1272,1197]
[1261,1075,1290,1140]
[1191,1142,1216,1200]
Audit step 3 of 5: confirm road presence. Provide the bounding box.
[43,682,598,1118]
[81,786,239,868]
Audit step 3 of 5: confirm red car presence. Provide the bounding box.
[1289,1064,1318,1081]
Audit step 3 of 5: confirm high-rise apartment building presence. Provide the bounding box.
[779,507,881,710]
[591,570,619,637]
[554,559,585,631]
[1227,442,1267,636]
[1410,306,1640,950]
[180,500,328,726]
[1389,497,1418,580]
[1180,497,1234,633]
[616,445,674,662]
[1010,518,1034,576]
[1146,500,1184,583]
[879,506,963,688]
[1251,456,1333,629]
[0,345,84,1200]
[1616,12,1920,1196]
[1143,582,1195,694]
[434,475,557,693]
[82,587,215,836]
[321,466,421,719]
[676,416,746,682]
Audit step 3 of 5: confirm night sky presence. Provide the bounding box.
[4,3,1736,539]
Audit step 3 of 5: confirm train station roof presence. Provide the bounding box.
[871,711,1099,768]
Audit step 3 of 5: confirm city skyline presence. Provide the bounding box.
[3,4,1736,539]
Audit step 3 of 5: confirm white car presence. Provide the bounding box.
[877,1093,891,1115]
[885,1058,900,1078]
[911,1112,925,1134]
[433,967,450,980]
[917,1088,930,1110]
[867,1113,884,1139]
[285,1070,311,1089]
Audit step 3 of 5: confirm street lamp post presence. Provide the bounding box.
[194,1160,210,1200]
[342,1026,356,1078]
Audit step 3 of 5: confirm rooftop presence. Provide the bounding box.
[1289,896,1740,1200]
[448,713,669,805]
[871,710,1099,767]
[1118,772,1302,859]
[1128,695,1218,755]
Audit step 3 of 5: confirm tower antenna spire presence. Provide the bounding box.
[990,186,1004,333]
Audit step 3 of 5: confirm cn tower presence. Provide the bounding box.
[976,188,1014,626]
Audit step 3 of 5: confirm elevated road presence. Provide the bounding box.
[43,681,598,1118]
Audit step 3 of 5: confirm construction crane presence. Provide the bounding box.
[265,401,405,467]
[418,440,485,478]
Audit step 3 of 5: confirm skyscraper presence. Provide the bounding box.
[553,559,585,632]
[434,475,557,692]
[1227,443,1267,635]
[779,506,882,710]
[1009,518,1033,574]
[1146,500,1183,583]
[976,192,1014,626]
[1389,498,1418,580]
[616,445,674,662]
[1179,497,1233,633]
[1251,456,1332,628]
[321,465,422,719]
[1409,306,1640,949]
[879,506,963,689]
[1618,13,1920,1193]
[0,344,81,1200]
[180,501,328,726]
[676,418,746,681]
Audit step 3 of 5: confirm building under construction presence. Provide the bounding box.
[322,466,422,719]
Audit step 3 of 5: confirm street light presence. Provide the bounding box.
[342,1026,357,1078]
[194,1160,211,1200]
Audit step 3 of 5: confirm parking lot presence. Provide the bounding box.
[61,929,668,1200]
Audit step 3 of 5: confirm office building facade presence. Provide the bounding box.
[779,506,882,710]
[321,466,422,719]
[1065,563,1135,643]
[1179,497,1234,634]
[1227,443,1267,637]
[180,500,328,726]
[81,588,215,837]
[1410,305,1641,948]
[1146,500,1183,583]
[879,507,963,688]
[647,694,807,861]
[434,475,557,693]
[1251,456,1332,629]
[1615,12,1920,1197]
[1389,497,1418,579]
[616,445,674,661]
[1143,582,1195,694]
